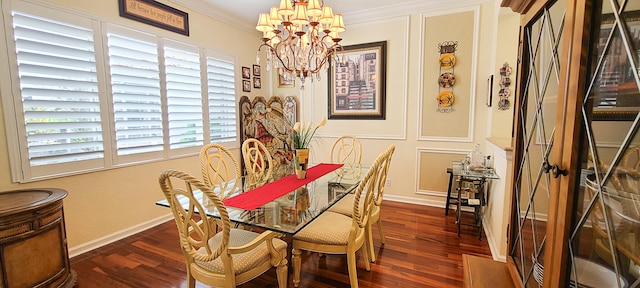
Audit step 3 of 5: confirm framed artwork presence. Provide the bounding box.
[592,11,640,121]
[328,41,387,120]
[486,75,493,107]
[253,64,261,76]
[242,80,251,92]
[242,67,251,79]
[118,0,189,36]
[278,68,295,88]
[253,77,261,89]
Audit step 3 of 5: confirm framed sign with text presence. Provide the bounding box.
[119,0,189,36]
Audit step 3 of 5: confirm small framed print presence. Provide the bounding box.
[242,67,251,79]
[242,80,251,92]
[253,64,261,76]
[253,77,261,89]
[278,68,295,88]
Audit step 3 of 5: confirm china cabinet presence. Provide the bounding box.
[503,0,640,286]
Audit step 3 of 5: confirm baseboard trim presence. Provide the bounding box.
[383,194,444,207]
[482,216,506,262]
[68,214,173,258]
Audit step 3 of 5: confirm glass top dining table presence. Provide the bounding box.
[156,164,367,235]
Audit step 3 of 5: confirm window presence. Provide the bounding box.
[206,55,237,143]
[107,28,163,157]
[12,12,104,179]
[164,41,203,150]
[3,9,238,182]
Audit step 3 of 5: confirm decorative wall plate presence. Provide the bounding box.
[499,77,511,87]
[438,72,456,88]
[439,53,457,69]
[437,91,455,107]
[499,88,511,98]
[498,98,510,110]
[500,63,512,76]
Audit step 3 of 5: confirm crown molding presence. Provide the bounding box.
[343,0,488,24]
[168,0,258,33]
[169,0,492,34]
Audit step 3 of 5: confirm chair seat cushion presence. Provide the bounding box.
[293,211,353,245]
[328,194,354,216]
[195,228,287,274]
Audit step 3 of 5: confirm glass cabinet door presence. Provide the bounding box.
[508,0,565,286]
[507,0,640,286]
[571,0,640,287]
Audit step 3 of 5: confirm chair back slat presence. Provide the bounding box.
[242,138,274,186]
[351,147,387,228]
[200,144,241,199]
[159,169,231,262]
[331,135,363,180]
[374,145,395,206]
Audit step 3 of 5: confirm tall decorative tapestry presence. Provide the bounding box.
[239,96,297,178]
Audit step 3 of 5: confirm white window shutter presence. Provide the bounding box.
[107,30,163,156]
[164,42,203,149]
[206,56,237,143]
[13,12,103,167]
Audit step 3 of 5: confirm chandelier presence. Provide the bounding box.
[255,0,346,89]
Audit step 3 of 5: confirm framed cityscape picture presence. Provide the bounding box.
[328,41,387,119]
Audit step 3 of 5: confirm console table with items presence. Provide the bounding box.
[445,161,499,239]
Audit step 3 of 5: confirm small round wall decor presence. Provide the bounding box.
[438,72,456,88]
[437,91,455,112]
[439,53,457,69]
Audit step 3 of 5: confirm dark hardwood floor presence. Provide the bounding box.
[70,201,492,287]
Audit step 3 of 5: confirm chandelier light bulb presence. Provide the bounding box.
[256,13,273,32]
[329,14,345,32]
[291,4,309,26]
[269,7,282,26]
[307,0,323,18]
[278,0,294,16]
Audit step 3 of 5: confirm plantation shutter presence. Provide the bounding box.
[164,42,203,149]
[107,28,163,156]
[12,12,103,167]
[206,56,237,143]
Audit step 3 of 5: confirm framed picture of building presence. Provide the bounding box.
[328,41,387,119]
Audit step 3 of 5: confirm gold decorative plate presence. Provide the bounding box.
[439,53,456,69]
[437,91,455,107]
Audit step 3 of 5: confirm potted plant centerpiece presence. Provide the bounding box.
[292,118,326,179]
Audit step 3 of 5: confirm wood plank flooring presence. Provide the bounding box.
[70,201,493,287]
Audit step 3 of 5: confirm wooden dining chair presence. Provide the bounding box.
[241,138,274,187]
[200,143,241,199]
[328,144,395,262]
[159,169,288,288]
[330,135,363,180]
[291,147,387,288]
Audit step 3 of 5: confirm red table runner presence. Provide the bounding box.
[223,163,343,210]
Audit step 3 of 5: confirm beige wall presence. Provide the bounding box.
[421,11,475,138]
[0,0,523,258]
[490,9,520,139]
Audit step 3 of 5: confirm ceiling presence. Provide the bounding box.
[170,0,487,33]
